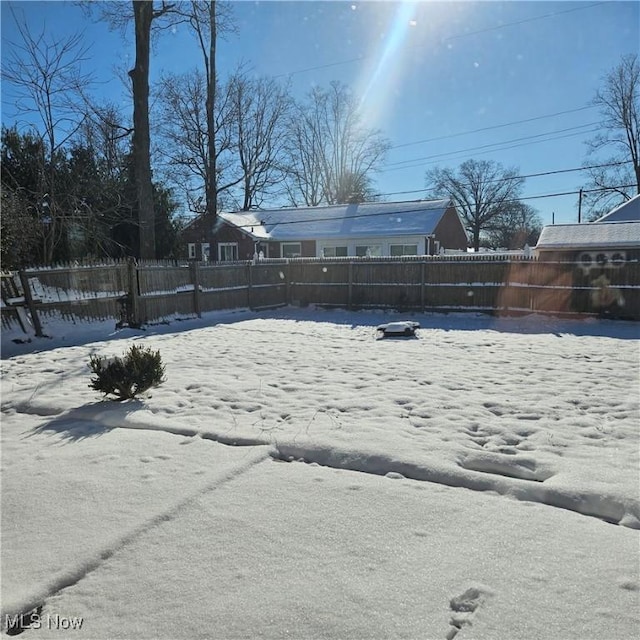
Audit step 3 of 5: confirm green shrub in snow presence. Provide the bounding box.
[89,344,165,401]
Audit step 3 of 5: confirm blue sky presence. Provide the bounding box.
[2,0,638,224]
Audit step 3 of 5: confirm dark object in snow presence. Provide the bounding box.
[376,321,420,338]
[89,344,165,401]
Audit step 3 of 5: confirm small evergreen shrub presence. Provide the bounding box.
[89,344,165,401]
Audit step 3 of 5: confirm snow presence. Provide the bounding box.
[219,199,452,241]
[1,306,639,639]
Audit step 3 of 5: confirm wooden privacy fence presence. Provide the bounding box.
[2,256,639,335]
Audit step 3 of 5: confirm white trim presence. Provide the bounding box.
[218,242,238,262]
[201,243,210,262]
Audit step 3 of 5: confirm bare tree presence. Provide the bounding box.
[426,159,525,251]
[227,72,292,210]
[484,201,542,249]
[285,82,390,206]
[583,53,640,217]
[284,103,326,207]
[157,69,238,214]
[1,7,93,263]
[176,2,235,225]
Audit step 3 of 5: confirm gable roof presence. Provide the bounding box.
[535,220,640,250]
[217,199,455,241]
[594,194,640,222]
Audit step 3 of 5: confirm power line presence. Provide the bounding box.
[381,128,602,173]
[389,106,597,151]
[371,161,634,199]
[272,2,605,83]
[385,123,600,168]
[441,2,606,43]
[234,184,634,230]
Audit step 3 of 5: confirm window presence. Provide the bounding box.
[356,244,382,257]
[218,242,238,262]
[188,243,196,259]
[390,244,418,256]
[201,243,210,261]
[281,242,301,258]
[322,246,348,258]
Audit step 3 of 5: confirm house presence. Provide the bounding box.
[181,199,468,261]
[533,196,640,317]
[534,195,640,264]
[594,193,640,222]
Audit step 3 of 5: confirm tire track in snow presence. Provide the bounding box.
[272,442,640,529]
[1,447,270,628]
[24,404,640,529]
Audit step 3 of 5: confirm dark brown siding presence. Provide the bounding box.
[301,240,316,257]
[180,216,211,260]
[181,217,259,261]
[433,207,469,251]
[266,242,280,258]
[214,223,256,261]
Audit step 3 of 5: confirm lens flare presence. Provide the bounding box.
[357,1,419,128]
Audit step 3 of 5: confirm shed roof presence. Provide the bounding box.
[594,194,640,222]
[217,199,454,241]
[535,220,640,250]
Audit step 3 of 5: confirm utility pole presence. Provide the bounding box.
[578,188,583,223]
[552,211,555,225]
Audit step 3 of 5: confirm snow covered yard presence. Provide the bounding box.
[1,307,639,639]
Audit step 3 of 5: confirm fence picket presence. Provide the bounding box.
[1,256,638,334]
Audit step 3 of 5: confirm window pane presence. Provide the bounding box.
[390,244,418,256]
[219,243,237,261]
[282,243,301,258]
[323,246,347,257]
[356,245,381,257]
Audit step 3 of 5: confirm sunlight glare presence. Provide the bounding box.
[357,2,419,129]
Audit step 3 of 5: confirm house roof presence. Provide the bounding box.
[535,220,640,250]
[594,194,640,222]
[217,199,455,241]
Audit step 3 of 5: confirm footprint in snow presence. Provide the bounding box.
[446,585,494,640]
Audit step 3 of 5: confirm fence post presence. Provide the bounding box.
[248,262,253,310]
[190,261,201,318]
[348,261,354,310]
[285,260,291,305]
[127,258,141,327]
[18,270,44,337]
[421,261,426,312]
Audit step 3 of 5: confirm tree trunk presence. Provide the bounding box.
[472,226,481,252]
[129,1,155,259]
[206,1,217,250]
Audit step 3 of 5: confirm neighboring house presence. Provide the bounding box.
[534,196,640,317]
[181,199,468,261]
[535,195,640,264]
[594,193,640,222]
